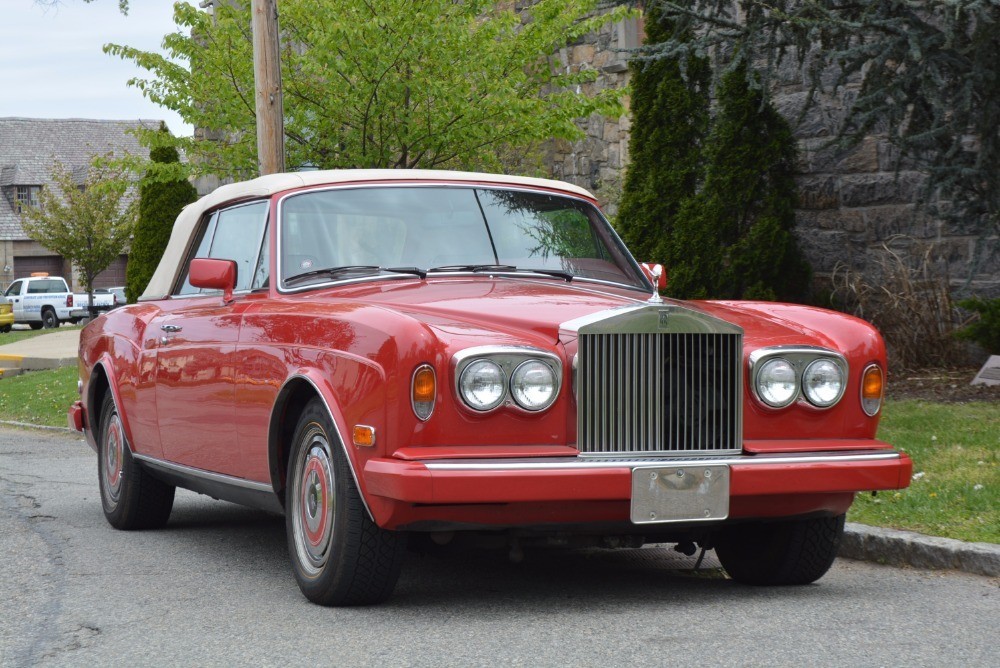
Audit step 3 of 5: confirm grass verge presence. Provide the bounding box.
[1,368,996,543]
[0,325,82,346]
[0,365,78,428]
[849,400,999,544]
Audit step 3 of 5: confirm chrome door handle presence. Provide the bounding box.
[160,324,183,333]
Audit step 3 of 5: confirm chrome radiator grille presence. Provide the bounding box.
[576,332,743,455]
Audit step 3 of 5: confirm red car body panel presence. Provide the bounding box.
[73,173,910,539]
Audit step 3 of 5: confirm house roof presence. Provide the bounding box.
[142,169,598,299]
[0,117,161,241]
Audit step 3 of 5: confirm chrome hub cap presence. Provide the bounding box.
[292,430,335,576]
[102,412,124,506]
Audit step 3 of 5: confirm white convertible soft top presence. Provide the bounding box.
[141,168,597,300]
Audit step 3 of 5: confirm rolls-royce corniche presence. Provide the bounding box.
[69,169,912,605]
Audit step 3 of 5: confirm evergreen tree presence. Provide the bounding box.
[668,63,810,301]
[630,0,1000,253]
[616,4,710,263]
[126,134,197,303]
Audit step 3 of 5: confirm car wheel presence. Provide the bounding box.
[41,308,58,329]
[29,322,43,330]
[286,398,404,606]
[714,514,845,585]
[98,392,175,530]
[0,325,10,333]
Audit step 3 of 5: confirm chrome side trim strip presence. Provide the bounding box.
[422,451,901,471]
[133,454,274,493]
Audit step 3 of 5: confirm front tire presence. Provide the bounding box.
[286,399,404,606]
[715,514,845,585]
[29,322,43,330]
[0,325,10,333]
[98,393,175,530]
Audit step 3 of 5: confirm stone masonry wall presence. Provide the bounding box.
[548,18,1000,300]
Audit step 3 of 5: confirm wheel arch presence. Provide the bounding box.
[267,372,374,520]
[87,357,134,454]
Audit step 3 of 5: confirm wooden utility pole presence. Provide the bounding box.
[251,0,285,175]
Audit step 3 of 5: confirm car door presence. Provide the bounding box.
[152,201,270,478]
[4,280,24,320]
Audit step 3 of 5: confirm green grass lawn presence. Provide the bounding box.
[0,325,82,346]
[0,365,79,427]
[1,366,997,543]
[849,400,999,544]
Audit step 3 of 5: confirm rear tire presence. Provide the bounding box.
[0,325,10,334]
[41,308,58,329]
[98,393,175,530]
[29,322,43,330]
[286,398,404,606]
[715,514,845,585]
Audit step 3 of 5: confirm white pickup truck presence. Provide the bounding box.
[2,275,114,329]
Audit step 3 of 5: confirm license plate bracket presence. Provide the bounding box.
[630,464,730,524]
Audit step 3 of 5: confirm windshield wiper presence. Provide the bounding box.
[428,264,518,273]
[284,265,426,286]
[427,264,572,281]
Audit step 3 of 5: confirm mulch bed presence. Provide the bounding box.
[887,367,1000,403]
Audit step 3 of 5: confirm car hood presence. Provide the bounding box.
[312,277,846,351]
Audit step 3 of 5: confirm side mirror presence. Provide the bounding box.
[640,263,668,289]
[189,258,237,302]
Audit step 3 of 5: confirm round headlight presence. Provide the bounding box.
[510,360,558,411]
[802,359,845,407]
[756,358,797,408]
[459,359,506,411]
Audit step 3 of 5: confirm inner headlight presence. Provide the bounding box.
[802,359,845,407]
[756,358,797,408]
[510,360,557,411]
[459,359,506,411]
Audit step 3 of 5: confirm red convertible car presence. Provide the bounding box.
[69,169,911,605]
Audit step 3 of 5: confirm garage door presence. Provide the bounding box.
[14,256,64,280]
[93,255,128,288]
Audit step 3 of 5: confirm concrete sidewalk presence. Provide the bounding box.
[0,327,81,375]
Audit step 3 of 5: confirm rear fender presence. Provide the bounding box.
[86,356,134,455]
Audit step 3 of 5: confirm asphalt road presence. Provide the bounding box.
[1,427,997,667]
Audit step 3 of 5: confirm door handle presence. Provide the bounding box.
[160,324,183,333]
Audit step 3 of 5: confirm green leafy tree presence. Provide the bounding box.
[126,133,198,304]
[105,0,633,181]
[626,0,1000,266]
[616,2,710,263]
[668,63,809,300]
[21,161,137,315]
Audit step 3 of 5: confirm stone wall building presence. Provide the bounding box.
[548,16,999,300]
[0,118,158,292]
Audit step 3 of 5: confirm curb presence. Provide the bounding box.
[841,522,1000,577]
[0,420,76,433]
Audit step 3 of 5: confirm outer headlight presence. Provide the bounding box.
[459,359,506,411]
[756,358,797,408]
[510,360,557,411]
[802,359,845,407]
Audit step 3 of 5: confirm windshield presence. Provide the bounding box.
[278,186,645,290]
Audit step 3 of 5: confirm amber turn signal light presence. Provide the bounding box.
[861,364,884,416]
[353,425,376,448]
[411,364,436,421]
